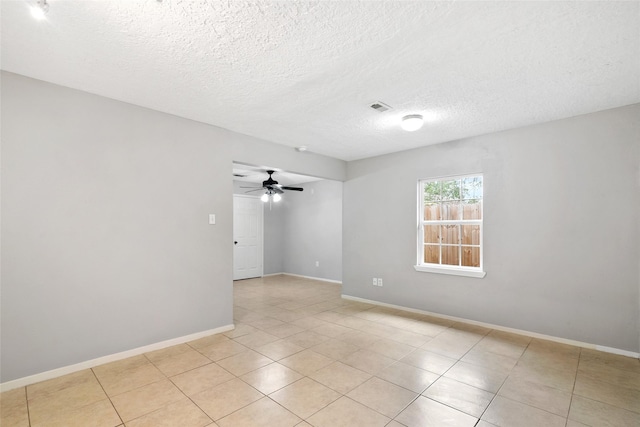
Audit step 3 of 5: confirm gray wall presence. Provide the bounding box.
[0,72,346,382]
[344,104,640,352]
[282,180,343,282]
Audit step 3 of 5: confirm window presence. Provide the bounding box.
[415,174,485,278]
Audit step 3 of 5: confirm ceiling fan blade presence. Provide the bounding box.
[240,186,262,189]
[244,188,265,193]
[272,186,284,194]
[281,186,304,191]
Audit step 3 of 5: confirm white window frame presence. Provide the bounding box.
[414,174,486,278]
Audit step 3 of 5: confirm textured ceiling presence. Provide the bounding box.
[2,1,639,161]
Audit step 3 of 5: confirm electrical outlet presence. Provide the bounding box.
[378,278,383,287]
[372,278,378,286]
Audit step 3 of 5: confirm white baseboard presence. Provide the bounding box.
[342,294,640,359]
[276,272,342,284]
[0,324,235,392]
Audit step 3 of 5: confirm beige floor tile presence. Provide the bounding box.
[444,361,510,393]
[125,397,211,427]
[306,396,390,427]
[347,377,418,418]
[270,378,341,419]
[27,369,98,400]
[145,344,193,363]
[198,340,248,361]
[341,349,395,375]
[190,378,263,421]
[110,379,184,422]
[578,358,640,391]
[470,335,527,359]
[573,372,640,413]
[289,316,330,330]
[314,311,348,324]
[509,361,576,392]
[247,317,286,330]
[568,395,640,427]
[188,333,231,350]
[284,330,331,348]
[170,363,235,396]
[376,361,439,393]
[311,323,353,338]
[395,395,478,427]
[498,376,571,417]
[310,338,359,360]
[279,349,334,376]
[580,348,640,373]
[518,348,579,372]
[148,348,212,377]
[1,388,29,427]
[268,309,308,323]
[385,421,407,427]
[421,331,482,359]
[334,315,380,331]
[217,397,301,427]
[234,330,280,350]
[223,323,257,339]
[482,396,566,427]
[240,362,303,394]
[263,323,305,338]
[400,348,457,375]
[526,338,580,359]
[93,356,166,397]
[308,361,372,394]
[334,330,381,348]
[366,339,416,360]
[385,328,431,347]
[565,421,590,427]
[216,349,273,376]
[28,375,108,425]
[460,348,519,372]
[255,339,304,361]
[423,376,494,417]
[32,398,121,427]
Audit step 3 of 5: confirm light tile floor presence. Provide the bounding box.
[2,275,639,426]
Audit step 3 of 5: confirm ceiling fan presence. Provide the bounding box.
[242,170,303,202]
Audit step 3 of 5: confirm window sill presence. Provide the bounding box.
[414,265,486,278]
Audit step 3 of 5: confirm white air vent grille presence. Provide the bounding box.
[370,101,392,113]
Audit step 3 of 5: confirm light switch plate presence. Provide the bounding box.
[209,214,216,224]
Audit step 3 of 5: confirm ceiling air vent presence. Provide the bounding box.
[369,101,392,113]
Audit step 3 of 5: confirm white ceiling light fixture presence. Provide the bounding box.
[260,193,269,202]
[272,193,282,202]
[295,146,308,152]
[30,0,49,20]
[401,114,424,132]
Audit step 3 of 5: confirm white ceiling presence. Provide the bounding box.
[2,1,639,161]
[232,163,321,186]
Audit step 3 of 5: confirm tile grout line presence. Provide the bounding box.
[89,367,124,427]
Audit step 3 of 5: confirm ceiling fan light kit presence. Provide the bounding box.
[241,170,304,203]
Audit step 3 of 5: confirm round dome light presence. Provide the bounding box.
[401,114,424,132]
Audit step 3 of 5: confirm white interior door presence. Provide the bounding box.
[233,195,263,280]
